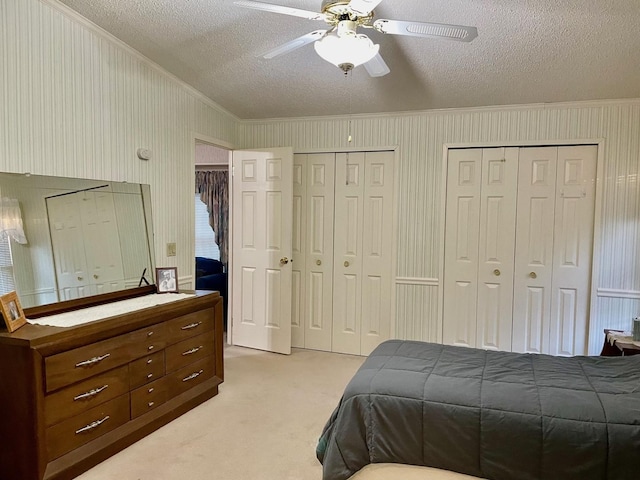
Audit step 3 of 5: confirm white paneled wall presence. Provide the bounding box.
[237,101,640,355]
[1,0,237,288]
[2,0,638,355]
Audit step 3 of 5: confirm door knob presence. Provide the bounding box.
[280,257,289,265]
[344,261,350,267]
[93,274,98,279]
[493,269,501,276]
[77,276,83,281]
[316,259,322,266]
[529,272,537,279]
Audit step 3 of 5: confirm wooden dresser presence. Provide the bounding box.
[0,287,224,480]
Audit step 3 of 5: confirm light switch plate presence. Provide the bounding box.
[166,242,176,256]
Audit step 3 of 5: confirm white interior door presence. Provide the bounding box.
[81,191,125,294]
[476,148,518,351]
[512,145,596,355]
[512,147,558,353]
[46,193,92,300]
[332,152,365,355]
[442,148,482,347]
[231,147,293,354]
[291,154,307,348]
[303,153,335,351]
[548,145,597,356]
[360,151,395,356]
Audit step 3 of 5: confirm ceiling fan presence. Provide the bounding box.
[234,0,478,77]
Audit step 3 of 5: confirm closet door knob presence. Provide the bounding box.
[280,257,289,265]
[344,261,350,268]
[493,269,501,276]
[316,259,322,266]
[529,272,537,279]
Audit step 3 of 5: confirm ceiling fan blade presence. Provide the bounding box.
[260,30,327,59]
[373,19,478,42]
[363,52,390,77]
[234,1,325,21]
[348,0,383,15]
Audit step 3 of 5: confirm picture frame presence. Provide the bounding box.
[0,291,27,333]
[156,267,178,294]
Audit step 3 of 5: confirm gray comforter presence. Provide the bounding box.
[317,340,640,480]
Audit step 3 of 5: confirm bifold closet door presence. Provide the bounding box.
[442,149,481,347]
[442,148,518,350]
[47,191,125,300]
[512,145,596,355]
[291,155,307,348]
[291,153,335,351]
[332,151,394,356]
[511,147,558,353]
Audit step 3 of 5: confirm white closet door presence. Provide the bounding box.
[512,147,558,353]
[46,193,92,300]
[443,148,482,347]
[81,191,125,294]
[291,154,307,348]
[549,145,597,356]
[304,153,336,351]
[476,148,519,351]
[332,152,365,355]
[360,151,395,356]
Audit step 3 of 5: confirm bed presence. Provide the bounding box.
[317,340,640,480]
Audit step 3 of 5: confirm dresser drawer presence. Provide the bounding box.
[131,377,169,419]
[166,356,215,398]
[46,393,130,460]
[165,330,214,373]
[129,351,165,389]
[45,365,129,428]
[166,309,214,345]
[45,323,167,392]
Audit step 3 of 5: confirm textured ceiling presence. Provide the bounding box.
[59,0,640,119]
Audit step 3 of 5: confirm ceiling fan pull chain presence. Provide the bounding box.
[347,69,353,144]
[346,152,350,186]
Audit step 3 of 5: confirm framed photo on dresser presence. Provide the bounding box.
[0,291,26,333]
[156,267,178,293]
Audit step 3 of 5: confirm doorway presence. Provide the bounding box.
[193,139,231,331]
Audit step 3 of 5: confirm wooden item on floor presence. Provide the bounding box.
[0,286,224,480]
[600,328,640,356]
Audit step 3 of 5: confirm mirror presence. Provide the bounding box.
[0,173,155,308]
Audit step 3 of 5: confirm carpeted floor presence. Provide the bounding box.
[76,344,481,480]
[76,344,364,480]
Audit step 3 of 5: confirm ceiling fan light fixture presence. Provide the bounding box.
[314,32,379,71]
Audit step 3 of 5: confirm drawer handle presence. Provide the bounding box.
[75,353,111,368]
[75,416,110,435]
[147,373,153,379]
[181,321,202,331]
[147,331,154,337]
[74,384,109,401]
[182,370,204,382]
[182,346,203,356]
[148,401,155,407]
[148,387,154,393]
[148,345,155,351]
[147,358,153,364]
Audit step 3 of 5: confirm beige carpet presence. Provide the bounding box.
[76,344,480,480]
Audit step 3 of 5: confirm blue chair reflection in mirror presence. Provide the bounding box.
[195,256,227,330]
